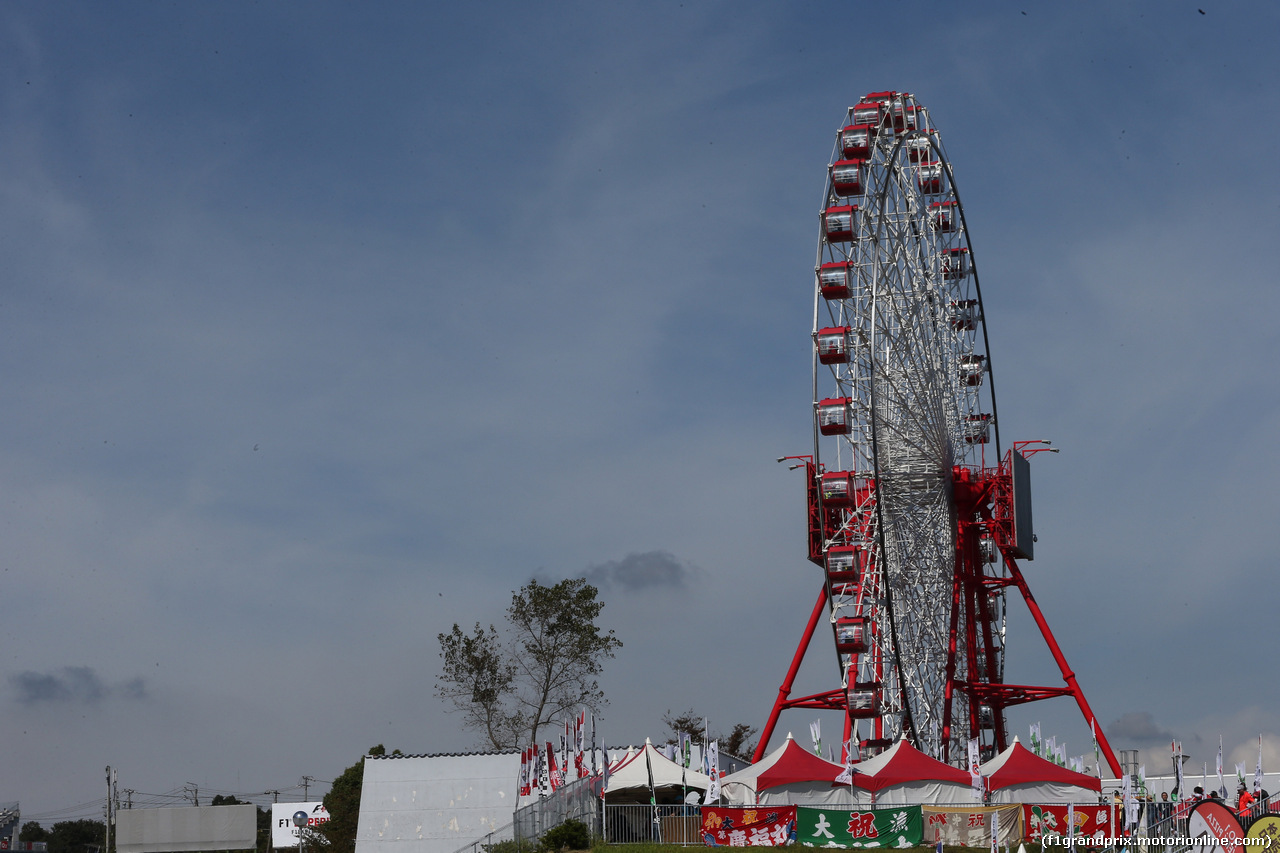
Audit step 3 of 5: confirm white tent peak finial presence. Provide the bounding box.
[786,732,794,740]
[645,737,652,745]
[1012,736,1020,743]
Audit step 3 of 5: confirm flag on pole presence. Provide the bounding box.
[1122,771,1135,831]
[1092,718,1101,781]
[836,740,856,785]
[590,713,598,777]
[536,743,550,797]
[518,747,529,797]
[703,740,721,805]
[1031,723,1042,757]
[645,743,659,830]
[547,741,563,791]
[810,719,822,756]
[1256,735,1265,795]
[575,711,586,778]
[601,734,611,796]
[1218,737,1226,798]
[968,738,983,802]
[990,808,1000,853]
[1067,802,1076,852]
[1173,741,1184,802]
[1236,763,1247,789]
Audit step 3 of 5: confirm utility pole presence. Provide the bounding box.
[300,777,314,801]
[105,767,112,853]
[185,784,199,807]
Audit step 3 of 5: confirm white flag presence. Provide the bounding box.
[1174,742,1184,802]
[836,739,856,785]
[810,719,822,755]
[1218,737,1226,797]
[1122,772,1136,829]
[969,738,983,802]
[703,741,720,805]
[1256,735,1265,795]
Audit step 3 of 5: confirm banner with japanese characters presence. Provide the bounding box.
[795,806,923,848]
[701,806,797,847]
[920,805,1022,847]
[1023,804,1117,843]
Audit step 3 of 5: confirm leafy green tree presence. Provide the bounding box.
[662,709,757,758]
[438,578,622,750]
[19,822,49,843]
[315,745,400,853]
[721,723,758,759]
[47,819,105,853]
[663,708,706,742]
[437,623,519,749]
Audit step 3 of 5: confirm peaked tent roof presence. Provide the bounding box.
[852,736,970,792]
[756,736,844,791]
[981,738,1101,792]
[604,740,711,794]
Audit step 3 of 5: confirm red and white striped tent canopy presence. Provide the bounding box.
[719,734,846,806]
[981,737,1101,803]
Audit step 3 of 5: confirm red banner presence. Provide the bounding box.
[1022,805,1117,843]
[702,806,797,846]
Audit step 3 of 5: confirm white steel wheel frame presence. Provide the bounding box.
[812,93,1003,761]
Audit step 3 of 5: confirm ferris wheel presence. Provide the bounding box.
[758,91,1122,776]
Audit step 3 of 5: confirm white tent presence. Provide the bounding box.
[719,733,853,806]
[603,739,711,804]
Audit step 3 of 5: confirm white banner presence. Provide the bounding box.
[271,802,330,848]
[968,738,983,801]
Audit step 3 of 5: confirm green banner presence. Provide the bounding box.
[796,805,923,848]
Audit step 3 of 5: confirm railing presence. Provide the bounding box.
[513,778,601,847]
[1123,789,1279,853]
[446,820,516,853]
[603,805,702,846]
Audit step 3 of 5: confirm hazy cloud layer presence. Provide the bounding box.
[582,551,695,591]
[1107,712,1176,745]
[11,667,147,706]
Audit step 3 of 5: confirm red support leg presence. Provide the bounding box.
[1003,556,1123,778]
[755,585,828,762]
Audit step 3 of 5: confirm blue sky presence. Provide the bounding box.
[3,0,1279,819]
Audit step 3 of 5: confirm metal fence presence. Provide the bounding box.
[1114,790,1278,853]
[447,820,515,853]
[602,805,702,846]
[513,778,601,847]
